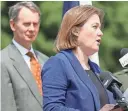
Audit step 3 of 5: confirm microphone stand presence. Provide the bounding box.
[116,97,128,111]
[111,83,128,111]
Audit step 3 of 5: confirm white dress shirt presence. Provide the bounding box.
[12,39,38,69]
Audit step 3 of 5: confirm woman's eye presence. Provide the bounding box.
[93,25,97,29]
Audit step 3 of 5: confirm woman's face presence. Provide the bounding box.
[78,14,103,56]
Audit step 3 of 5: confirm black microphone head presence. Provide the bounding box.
[99,71,122,89]
[100,71,123,100]
[99,71,109,82]
[120,48,128,57]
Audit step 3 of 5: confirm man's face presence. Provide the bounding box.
[10,7,40,49]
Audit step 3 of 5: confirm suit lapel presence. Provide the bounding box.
[8,43,42,106]
[61,50,100,110]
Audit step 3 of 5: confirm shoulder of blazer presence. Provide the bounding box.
[1,44,13,63]
[34,50,49,63]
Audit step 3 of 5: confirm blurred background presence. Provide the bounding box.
[1,1,128,89]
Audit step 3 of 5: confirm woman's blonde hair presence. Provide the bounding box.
[55,5,104,52]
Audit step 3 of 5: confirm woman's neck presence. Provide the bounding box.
[73,47,90,70]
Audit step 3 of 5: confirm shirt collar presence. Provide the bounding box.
[12,39,35,56]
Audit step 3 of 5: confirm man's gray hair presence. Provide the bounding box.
[8,1,41,22]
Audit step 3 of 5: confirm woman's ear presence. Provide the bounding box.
[10,19,16,31]
[72,26,80,36]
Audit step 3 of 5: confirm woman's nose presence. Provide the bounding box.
[98,29,103,37]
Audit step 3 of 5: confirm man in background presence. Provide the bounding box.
[1,2,48,111]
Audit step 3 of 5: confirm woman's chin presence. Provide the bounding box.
[90,48,99,55]
[94,47,99,52]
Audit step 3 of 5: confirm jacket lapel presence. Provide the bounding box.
[61,49,100,110]
[8,43,42,107]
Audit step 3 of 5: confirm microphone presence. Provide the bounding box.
[123,88,128,103]
[99,71,128,110]
[120,48,128,57]
[119,48,128,68]
[99,71,123,99]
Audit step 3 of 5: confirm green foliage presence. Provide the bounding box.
[1,1,128,73]
[33,1,63,56]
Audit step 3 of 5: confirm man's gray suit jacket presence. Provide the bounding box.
[1,43,48,111]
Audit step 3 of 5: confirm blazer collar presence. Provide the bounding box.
[8,43,42,107]
[61,49,100,110]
